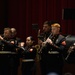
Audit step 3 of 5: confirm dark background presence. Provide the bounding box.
[0,0,75,74]
[0,0,75,42]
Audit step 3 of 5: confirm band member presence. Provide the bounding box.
[37,21,54,75]
[41,23,66,75]
[0,28,13,75]
[38,21,59,40]
[21,36,36,75]
[38,21,51,40]
[10,28,22,75]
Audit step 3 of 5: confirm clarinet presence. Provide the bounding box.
[39,33,53,53]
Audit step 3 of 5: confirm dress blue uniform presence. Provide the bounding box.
[22,45,36,75]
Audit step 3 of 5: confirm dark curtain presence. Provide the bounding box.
[0,0,75,41]
[5,0,75,42]
[0,0,8,34]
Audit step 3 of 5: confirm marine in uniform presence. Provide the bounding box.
[21,36,36,75]
[37,21,51,75]
[41,23,66,75]
[0,28,13,75]
[38,21,60,75]
[10,28,22,75]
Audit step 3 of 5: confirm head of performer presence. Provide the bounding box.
[43,21,51,34]
[3,28,12,39]
[11,28,17,38]
[51,23,61,36]
[26,36,34,47]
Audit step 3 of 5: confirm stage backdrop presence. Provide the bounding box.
[0,0,75,75]
[3,0,74,42]
[0,0,75,42]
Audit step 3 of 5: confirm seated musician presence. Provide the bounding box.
[0,27,23,75]
[21,36,37,75]
[0,28,13,75]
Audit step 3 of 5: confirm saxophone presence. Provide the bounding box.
[32,44,40,61]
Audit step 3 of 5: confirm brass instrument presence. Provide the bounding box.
[65,45,75,60]
[33,44,41,61]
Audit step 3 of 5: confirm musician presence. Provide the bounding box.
[38,21,51,41]
[0,28,13,75]
[0,28,12,50]
[41,23,66,75]
[21,36,36,75]
[38,21,59,75]
[10,28,22,75]
[38,21,51,75]
[10,28,22,52]
[38,21,59,40]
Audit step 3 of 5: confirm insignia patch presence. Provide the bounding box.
[29,48,33,52]
[10,41,14,44]
[61,41,66,45]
